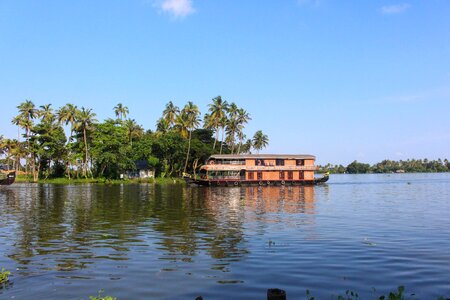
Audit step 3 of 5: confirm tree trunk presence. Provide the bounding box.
[220,127,225,154]
[83,127,88,178]
[183,130,192,174]
[213,129,219,151]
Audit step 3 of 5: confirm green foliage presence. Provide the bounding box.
[378,286,405,300]
[4,98,267,180]
[89,289,116,300]
[91,119,134,179]
[346,160,372,174]
[0,268,11,284]
[318,158,450,174]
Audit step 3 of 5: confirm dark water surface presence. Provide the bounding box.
[1,173,449,299]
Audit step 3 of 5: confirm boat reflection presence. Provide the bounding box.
[0,184,317,278]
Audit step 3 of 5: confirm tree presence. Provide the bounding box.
[236,108,251,154]
[207,96,228,153]
[39,104,54,122]
[124,119,144,146]
[14,100,38,174]
[91,119,133,178]
[162,101,179,128]
[180,101,200,174]
[113,103,129,120]
[252,130,269,154]
[346,160,371,174]
[74,107,97,177]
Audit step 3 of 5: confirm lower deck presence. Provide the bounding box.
[188,176,328,187]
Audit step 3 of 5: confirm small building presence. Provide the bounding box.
[127,160,155,179]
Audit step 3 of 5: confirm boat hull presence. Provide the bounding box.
[186,175,329,187]
[0,171,16,186]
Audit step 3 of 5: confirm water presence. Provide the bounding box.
[0,173,449,299]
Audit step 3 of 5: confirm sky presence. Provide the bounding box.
[1,0,449,165]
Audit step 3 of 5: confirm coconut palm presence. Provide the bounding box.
[252,130,269,154]
[74,107,97,177]
[225,118,241,154]
[180,101,200,174]
[57,103,78,137]
[16,100,38,142]
[203,113,219,150]
[39,104,54,122]
[124,119,144,146]
[114,103,129,120]
[207,96,228,153]
[13,100,38,173]
[156,117,170,137]
[236,108,251,154]
[162,101,179,128]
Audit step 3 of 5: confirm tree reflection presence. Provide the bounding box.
[0,184,316,276]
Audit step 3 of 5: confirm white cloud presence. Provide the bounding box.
[380,3,410,15]
[374,86,450,104]
[159,0,195,18]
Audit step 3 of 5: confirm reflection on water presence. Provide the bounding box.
[0,185,317,276]
[1,175,449,299]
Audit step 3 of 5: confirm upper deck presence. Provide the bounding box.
[202,154,318,171]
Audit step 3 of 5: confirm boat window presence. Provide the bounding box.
[257,172,263,180]
[299,171,304,179]
[288,171,293,180]
[248,172,254,180]
[279,171,285,179]
[276,159,284,166]
[296,159,304,166]
[256,159,264,166]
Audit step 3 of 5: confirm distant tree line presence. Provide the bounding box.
[319,159,450,174]
[0,97,269,181]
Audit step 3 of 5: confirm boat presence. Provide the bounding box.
[186,154,329,186]
[0,164,16,186]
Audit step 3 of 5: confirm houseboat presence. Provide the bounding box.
[0,164,16,186]
[186,154,329,186]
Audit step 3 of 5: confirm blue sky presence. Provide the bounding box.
[1,0,449,165]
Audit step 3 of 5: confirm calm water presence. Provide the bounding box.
[1,173,449,299]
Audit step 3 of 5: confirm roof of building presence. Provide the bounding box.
[209,154,316,160]
[135,160,152,170]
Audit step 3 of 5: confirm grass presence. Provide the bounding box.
[15,175,185,185]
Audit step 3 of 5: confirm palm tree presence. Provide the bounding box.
[203,113,218,150]
[156,117,170,137]
[16,100,38,141]
[124,119,144,146]
[57,103,79,179]
[225,118,241,154]
[162,101,179,128]
[236,108,251,154]
[236,131,246,154]
[114,103,129,120]
[39,104,54,122]
[57,103,78,137]
[181,101,200,174]
[252,130,269,154]
[74,107,97,177]
[14,100,38,173]
[207,96,228,153]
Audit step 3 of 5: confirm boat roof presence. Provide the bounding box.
[209,154,316,160]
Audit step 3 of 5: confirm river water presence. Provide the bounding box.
[0,173,449,299]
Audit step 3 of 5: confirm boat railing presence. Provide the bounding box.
[207,175,241,180]
[246,165,318,171]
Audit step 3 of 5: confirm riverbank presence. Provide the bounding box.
[15,175,185,185]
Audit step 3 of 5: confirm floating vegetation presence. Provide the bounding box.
[89,289,117,300]
[0,268,11,285]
